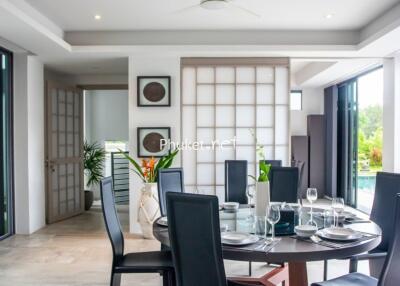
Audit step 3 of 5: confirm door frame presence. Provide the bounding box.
[0,46,14,240]
[44,81,85,224]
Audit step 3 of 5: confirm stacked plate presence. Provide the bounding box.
[317,227,362,241]
[156,216,168,227]
[222,202,240,211]
[221,232,259,246]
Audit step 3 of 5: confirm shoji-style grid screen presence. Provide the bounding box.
[181,58,290,201]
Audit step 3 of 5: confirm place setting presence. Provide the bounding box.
[222,204,282,253]
[292,196,378,249]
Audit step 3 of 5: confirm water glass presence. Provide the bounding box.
[332,197,345,227]
[254,216,267,237]
[266,204,281,242]
[306,188,318,225]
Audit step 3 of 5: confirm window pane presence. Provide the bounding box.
[290,90,302,110]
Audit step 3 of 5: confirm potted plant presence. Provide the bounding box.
[122,149,179,238]
[83,141,106,211]
[249,129,272,217]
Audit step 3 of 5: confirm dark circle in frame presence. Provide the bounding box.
[143,132,164,153]
[143,82,166,102]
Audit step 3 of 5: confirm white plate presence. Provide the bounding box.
[221,232,259,246]
[317,228,362,241]
[156,217,168,227]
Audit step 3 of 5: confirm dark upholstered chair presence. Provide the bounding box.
[269,167,299,203]
[225,160,248,204]
[324,172,400,280]
[166,192,252,286]
[263,160,283,167]
[291,160,306,200]
[157,168,185,217]
[312,193,400,286]
[100,177,174,286]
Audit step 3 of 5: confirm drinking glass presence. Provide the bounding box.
[266,204,281,242]
[246,184,255,205]
[306,188,318,226]
[332,197,345,227]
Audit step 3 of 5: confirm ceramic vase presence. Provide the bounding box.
[255,181,270,217]
[138,183,160,239]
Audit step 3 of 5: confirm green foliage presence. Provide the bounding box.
[248,129,271,182]
[358,105,383,171]
[120,149,179,183]
[83,141,106,188]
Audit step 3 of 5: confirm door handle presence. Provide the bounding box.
[46,160,56,172]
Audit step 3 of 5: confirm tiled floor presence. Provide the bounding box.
[0,206,369,286]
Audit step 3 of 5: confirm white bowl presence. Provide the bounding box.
[295,225,318,238]
[223,202,240,210]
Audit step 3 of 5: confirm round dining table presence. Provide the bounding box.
[153,205,382,286]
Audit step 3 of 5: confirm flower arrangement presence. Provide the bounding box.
[121,149,179,183]
[248,129,271,182]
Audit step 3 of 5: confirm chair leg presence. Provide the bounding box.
[323,260,328,281]
[110,271,121,286]
[162,270,175,286]
[349,258,358,273]
[248,261,252,276]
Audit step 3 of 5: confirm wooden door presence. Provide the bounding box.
[45,82,84,223]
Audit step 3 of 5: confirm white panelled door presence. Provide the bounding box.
[45,82,84,223]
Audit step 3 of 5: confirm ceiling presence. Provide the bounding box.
[25,0,399,31]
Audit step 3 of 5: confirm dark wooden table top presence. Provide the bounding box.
[153,206,382,263]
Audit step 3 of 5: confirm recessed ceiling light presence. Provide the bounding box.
[325,13,334,19]
[94,14,102,20]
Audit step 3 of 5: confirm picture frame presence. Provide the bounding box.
[137,76,171,107]
[137,127,171,158]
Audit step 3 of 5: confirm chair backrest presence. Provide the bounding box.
[225,160,248,204]
[378,193,400,286]
[291,160,306,198]
[262,160,282,167]
[370,172,400,251]
[166,192,227,286]
[100,177,124,264]
[270,167,299,203]
[157,168,185,217]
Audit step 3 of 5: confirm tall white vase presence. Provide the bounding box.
[138,183,160,239]
[255,181,270,217]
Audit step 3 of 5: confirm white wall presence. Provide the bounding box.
[128,55,180,234]
[85,90,129,145]
[290,88,324,136]
[383,55,400,172]
[13,54,45,234]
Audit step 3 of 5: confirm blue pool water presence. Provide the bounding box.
[358,175,376,193]
[357,174,376,213]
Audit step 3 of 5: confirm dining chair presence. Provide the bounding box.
[100,177,174,286]
[225,160,248,204]
[158,168,185,217]
[165,192,253,286]
[312,193,400,286]
[261,160,282,167]
[323,172,400,280]
[269,167,299,203]
[291,160,306,201]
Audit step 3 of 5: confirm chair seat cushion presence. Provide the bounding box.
[311,272,378,286]
[115,251,173,272]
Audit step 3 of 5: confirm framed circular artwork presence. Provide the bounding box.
[137,76,171,106]
[137,127,171,157]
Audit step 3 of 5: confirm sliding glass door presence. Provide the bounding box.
[337,79,358,207]
[336,67,383,212]
[0,47,13,239]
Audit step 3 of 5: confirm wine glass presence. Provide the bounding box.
[306,188,318,226]
[246,184,255,205]
[266,204,281,242]
[332,197,345,227]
